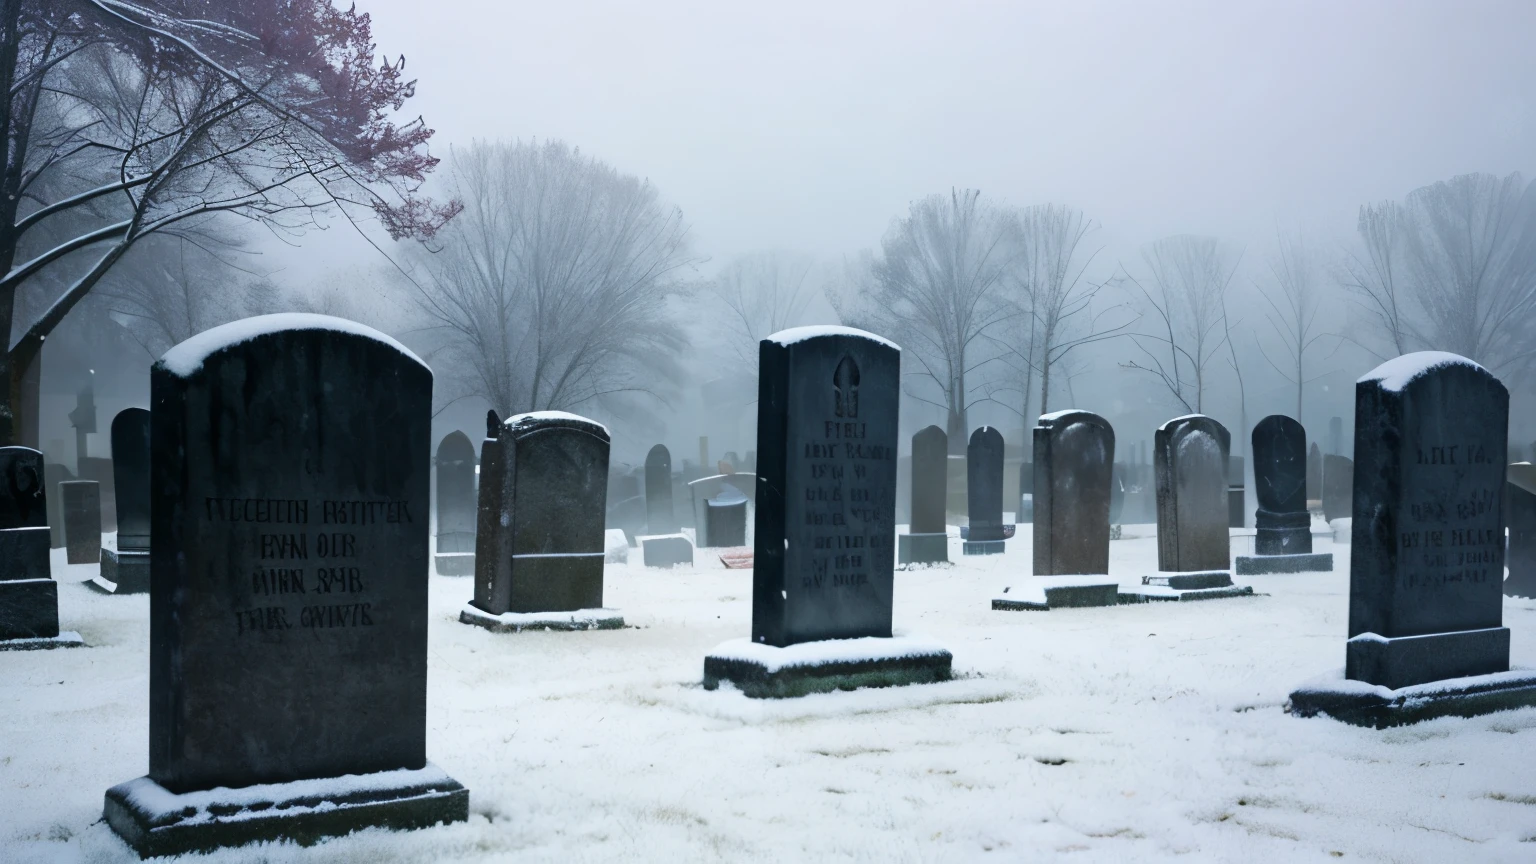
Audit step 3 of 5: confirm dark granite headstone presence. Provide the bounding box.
[1506,463,1536,599]
[965,427,1006,553]
[751,328,899,646]
[434,431,477,576]
[99,408,151,593]
[1306,442,1323,503]
[1155,415,1230,573]
[1252,415,1310,554]
[1033,411,1113,575]
[1347,352,1508,689]
[1322,454,1353,523]
[899,425,948,565]
[472,412,610,614]
[0,446,60,640]
[105,314,465,855]
[689,473,755,547]
[61,480,101,565]
[645,444,678,535]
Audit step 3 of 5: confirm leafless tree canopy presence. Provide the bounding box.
[711,250,816,373]
[1123,235,1243,414]
[1257,233,1334,421]
[416,139,697,417]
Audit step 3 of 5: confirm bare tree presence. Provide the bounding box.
[91,231,259,356]
[1257,232,1336,422]
[838,189,1017,450]
[1122,235,1242,414]
[415,139,697,417]
[1340,200,1415,358]
[711,250,815,373]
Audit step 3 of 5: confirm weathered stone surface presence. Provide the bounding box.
[1032,410,1113,576]
[1252,415,1312,556]
[1322,454,1353,523]
[1235,552,1334,575]
[45,461,73,548]
[1288,669,1536,728]
[689,473,754,547]
[910,426,947,535]
[703,636,951,698]
[642,534,694,568]
[0,446,60,640]
[1507,463,1536,598]
[1154,415,1230,573]
[1346,352,1509,690]
[473,412,610,615]
[967,427,1006,543]
[61,479,101,565]
[751,327,899,647]
[434,431,477,560]
[110,408,151,552]
[645,444,678,534]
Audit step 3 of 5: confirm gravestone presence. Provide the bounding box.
[704,326,950,696]
[96,408,151,593]
[1322,454,1354,523]
[964,426,1006,554]
[1329,416,1344,456]
[1306,442,1323,503]
[1236,415,1332,574]
[0,446,79,648]
[995,410,1118,610]
[642,534,694,568]
[61,480,101,565]
[898,425,948,565]
[690,473,753,548]
[645,444,679,534]
[1290,352,1536,727]
[44,461,73,548]
[1506,463,1536,599]
[103,314,467,856]
[434,431,477,576]
[462,411,621,631]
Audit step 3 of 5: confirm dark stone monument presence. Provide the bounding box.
[95,408,151,593]
[103,314,467,856]
[1506,463,1536,599]
[645,443,679,534]
[964,426,1006,555]
[690,473,753,548]
[898,425,948,565]
[433,431,477,576]
[1322,454,1354,523]
[704,326,950,697]
[0,446,80,649]
[1306,441,1323,503]
[1236,415,1332,575]
[995,410,1118,611]
[61,479,101,565]
[461,411,621,631]
[1290,352,1536,726]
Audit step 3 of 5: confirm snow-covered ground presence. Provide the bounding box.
[4,531,1536,863]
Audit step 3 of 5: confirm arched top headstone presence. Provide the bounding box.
[503,411,609,443]
[485,410,501,439]
[909,425,948,535]
[1155,414,1230,572]
[0,446,45,529]
[1252,414,1306,514]
[1033,410,1114,575]
[110,408,151,550]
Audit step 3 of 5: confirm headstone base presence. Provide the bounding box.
[459,603,625,633]
[1119,571,1255,603]
[641,534,694,568]
[992,576,1120,611]
[0,577,62,640]
[0,631,84,651]
[962,540,1005,556]
[898,532,949,565]
[1345,627,1509,690]
[433,552,475,576]
[703,635,953,698]
[93,548,151,594]
[1234,552,1333,575]
[1287,668,1536,728]
[102,764,469,859]
[0,526,51,580]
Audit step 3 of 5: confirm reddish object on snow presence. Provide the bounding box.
[719,548,753,569]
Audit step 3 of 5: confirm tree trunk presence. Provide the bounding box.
[4,334,40,447]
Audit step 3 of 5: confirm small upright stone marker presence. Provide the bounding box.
[461,411,622,632]
[1322,454,1353,523]
[434,431,477,576]
[0,446,81,649]
[60,479,101,565]
[898,425,948,565]
[995,410,1118,610]
[103,314,467,856]
[95,408,151,594]
[703,326,950,697]
[1236,415,1333,575]
[645,444,679,534]
[964,426,1006,555]
[1289,352,1536,727]
[688,473,754,548]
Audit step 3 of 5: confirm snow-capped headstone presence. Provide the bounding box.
[688,473,754,547]
[103,314,466,856]
[1290,352,1536,726]
[61,479,101,565]
[899,425,948,565]
[1322,454,1353,523]
[463,411,619,627]
[706,326,950,695]
[1236,415,1332,575]
[433,431,477,576]
[645,443,679,534]
[964,426,1006,554]
[95,408,150,593]
[1505,463,1536,599]
[0,446,79,647]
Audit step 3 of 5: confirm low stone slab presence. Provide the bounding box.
[1143,571,1232,590]
[0,578,63,640]
[962,540,1005,556]
[1235,552,1333,575]
[459,603,625,633]
[0,631,85,652]
[641,534,694,568]
[992,576,1120,611]
[102,764,469,859]
[1288,668,1536,728]
[93,548,150,595]
[1119,572,1255,603]
[703,635,952,699]
[898,532,949,566]
[433,552,475,577]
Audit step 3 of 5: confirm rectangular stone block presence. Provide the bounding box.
[0,526,50,581]
[1235,552,1333,575]
[642,535,694,568]
[1345,627,1509,690]
[97,548,151,594]
[897,532,948,565]
[61,480,101,565]
[0,578,61,640]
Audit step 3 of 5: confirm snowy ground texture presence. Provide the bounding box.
[4,532,1536,863]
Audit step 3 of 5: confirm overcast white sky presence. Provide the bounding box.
[341,0,1536,265]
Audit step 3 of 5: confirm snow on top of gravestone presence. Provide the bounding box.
[158,313,426,378]
[503,410,609,435]
[1158,413,1208,431]
[766,325,900,351]
[1038,409,1083,423]
[1358,351,1486,392]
